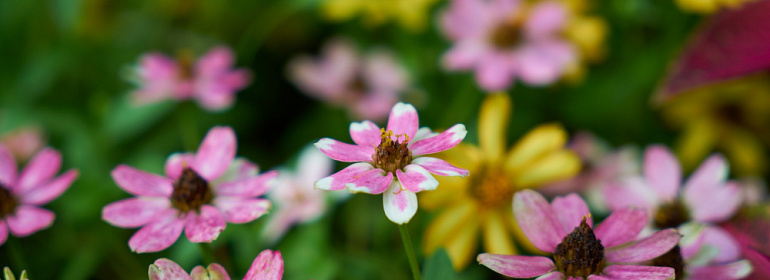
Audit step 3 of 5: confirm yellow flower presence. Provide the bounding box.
[661,74,770,176]
[320,0,440,32]
[560,0,609,83]
[420,93,581,269]
[674,0,757,13]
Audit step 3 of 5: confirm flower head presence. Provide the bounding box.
[148,249,283,280]
[0,145,79,246]
[130,46,251,111]
[102,126,277,253]
[314,102,468,224]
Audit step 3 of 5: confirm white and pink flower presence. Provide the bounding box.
[149,249,284,280]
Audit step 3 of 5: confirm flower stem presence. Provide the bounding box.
[399,223,422,280]
[198,243,215,265]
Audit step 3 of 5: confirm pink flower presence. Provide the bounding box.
[102,126,277,253]
[0,145,79,246]
[131,46,251,111]
[288,37,410,120]
[0,126,45,162]
[148,249,284,280]
[439,0,576,91]
[314,102,468,224]
[478,189,680,279]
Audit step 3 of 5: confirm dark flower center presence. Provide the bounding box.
[171,168,212,213]
[716,102,745,126]
[0,184,17,219]
[176,50,195,80]
[654,201,690,229]
[468,167,512,208]
[489,19,523,49]
[372,129,412,174]
[651,245,685,280]
[554,217,606,278]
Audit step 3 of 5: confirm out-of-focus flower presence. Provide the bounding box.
[722,197,770,280]
[0,145,79,246]
[102,127,277,253]
[3,267,28,280]
[148,249,284,280]
[288,38,411,121]
[477,189,680,279]
[320,0,440,32]
[420,94,580,269]
[0,126,45,162]
[674,0,757,14]
[439,0,606,91]
[314,102,468,224]
[129,46,251,111]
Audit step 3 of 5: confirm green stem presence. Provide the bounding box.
[7,237,28,271]
[399,224,422,280]
[197,243,215,265]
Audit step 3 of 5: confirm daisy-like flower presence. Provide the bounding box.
[420,94,580,269]
[314,102,468,224]
[478,189,681,279]
[0,145,79,246]
[288,37,410,121]
[102,126,277,253]
[130,46,251,111]
[0,126,45,162]
[149,249,284,280]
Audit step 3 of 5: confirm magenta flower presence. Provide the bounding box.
[148,249,284,280]
[288,37,411,120]
[0,144,78,246]
[314,102,468,224]
[439,0,576,91]
[131,46,251,111]
[102,126,277,253]
[478,189,680,279]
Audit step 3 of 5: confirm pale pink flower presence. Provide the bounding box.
[288,38,410,120]
[0,126,45,162]
[0,144,79,246]
[148,249,283,280]
[131,46,251,111]
[314,102,468,224]
[671,226,754,280]
[478,189,680,279]
[439,0,576,91]
[102,126,277,253]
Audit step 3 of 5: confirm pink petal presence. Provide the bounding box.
[537,271,566,280]
[601,264,675,280]
[701,225,741,263]
[184,205,226,243]
[149,258,192,280]
[439,0,491,40]
[685,181,741,223]
[386,103,419,140]
[551,193,592,233]
[525,1,568,39]
[129,209,185,253]
[190,266,208,280]
[102,197,171,228]
[513,189,566,253]
[16,148,61,194]
[351,91,399,121]
[683,154,729,193]
[346,169,393,194]
[395,164,439,193]
[643,145,682,202]
[516,41,575,86]
[605,229,681,263]
[21,169,78,205]
[687,260,753,280]
[0,221,7,246]
[383,181,418,224]
[205,264,231,280]
[244,250,284,280]
[314,163,373,191]
[315,138,374,163]
[475,52,515,91]
[442,40,487,70]
[111,165,174,198]
[349,120,382,147]
[363,50,408,92]
[295,147,334,188]
[165,153,196,180]
[477,253,556,278]
[594,208,647,248]
[6,205,55,236]
[410,157,469,177]
[214,197,270,224]
[195,47,235,77]
[0,145,17,186]
[215,170,278,197]
[409,124,468,156]
[602,178,658,214]
[194,127,237,181]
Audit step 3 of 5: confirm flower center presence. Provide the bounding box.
[716,102,745,126]
[372,129,412,174]
[176,50,195,80]
[651,245,684,280]
[0,185,17,219]
[489,18,524,49]
[654,201,690,229]
[468,167,513,208]
[553,217,606,278]
[171,168,212,213]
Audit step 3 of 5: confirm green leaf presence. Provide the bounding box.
[423,249,455,280]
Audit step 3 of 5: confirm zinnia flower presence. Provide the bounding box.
[478,189,680,279]
[320,0,440,31]
[0,144,79,246]
[102,126,277,253]
[314,102,468,224]
[288,37,410,121]
[130,46,251,111]
[420,93,580,269]
[148,249,284,280]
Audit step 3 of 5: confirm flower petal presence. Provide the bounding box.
[601,264,675,280]
[0,221,8,246]
[685,180,741,223]
[194,127,237,181]
[551,193,592,233]
[6,205,54,236]
[0,145,17,186]
[700,225,741,263]
[602,178,658,214]
[383,180,418,224]
[594,208,647,248]
[345,169,393,194]
[21,169,78,205]
[396,164,439,193]
[165,153,196,180]
[295,147,334,188]
[191,266,208,280]
[682,153,729,195]
[129,209,185,253]
[525,1,567,38]
[477,254,555,278]
[185,205,226,243]
[505,124,568,173]
[516,41,574,86]
[513,189,566,253]
[214,197,270,224]
[206,264,230,280]
[605,228,681,263]
[314,163,373,191]
[315,138,374,162]
[215,170,278,197]
[410,124,468,156]
[512,150,581,189]
[102,197,172,228]
[149,258,192,280]
[386,102,419,140]
[411,157,469,178]
[423,200,477,255]
[482,210,518,256]
[536,271,566,280]
[350,120,382,147]
[476,52,515,91]
[643,145,682,202]
[244,250,284,280]
[479,93,511,162]
[16,148,61,194]
[111,165,174,198]
[687,260,752,280]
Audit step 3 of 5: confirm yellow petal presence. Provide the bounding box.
[504,124,568,175]
[720,127,767,176]
[420,144,482,209]
[479,93,512,163]
[320,0,364,21]
[422,199,477,255]
[675,0,720,13]
[444,215,480,270]
[482,209,517,256]
[565,16,608,62]
[675,118,718,173]
[513,150,581,189]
